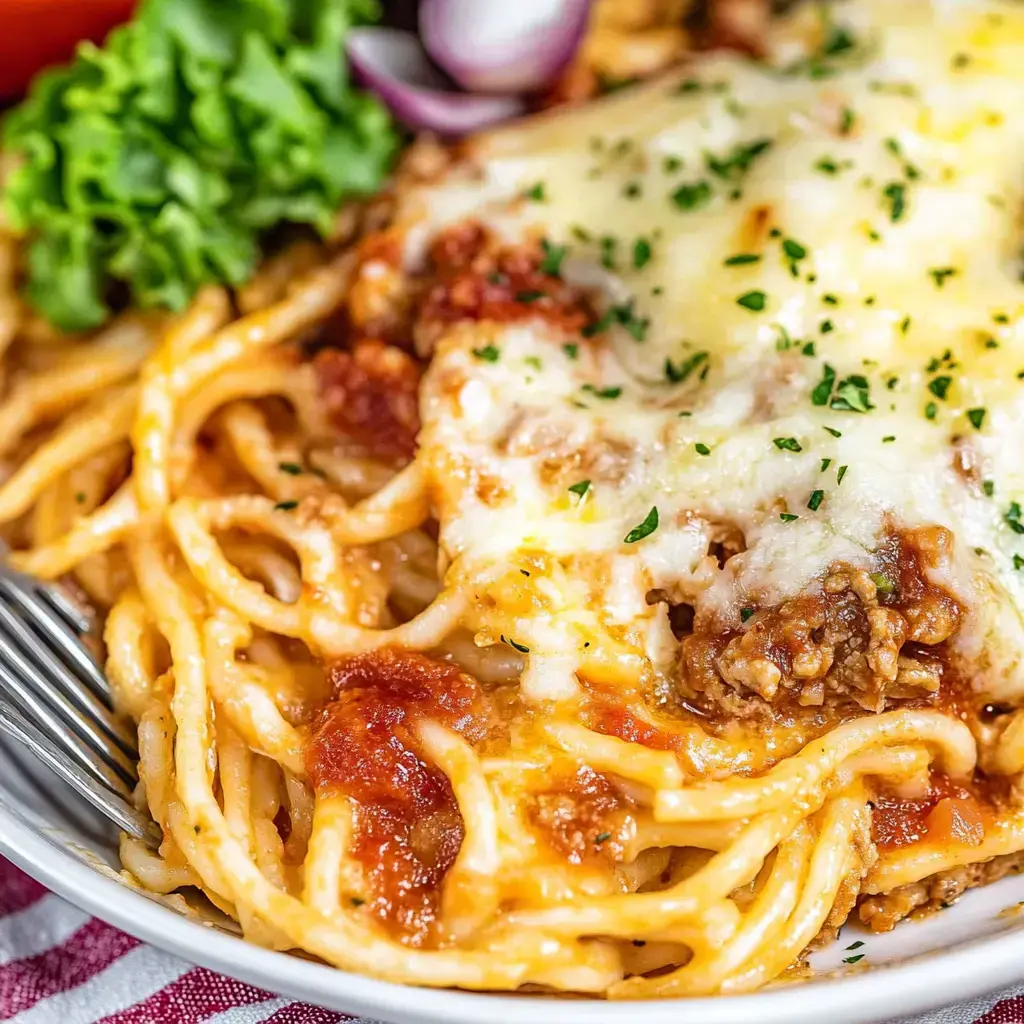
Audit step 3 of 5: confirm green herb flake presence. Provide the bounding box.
[843,954,866,965]
[665,351,709,384]
[782,238,807,261]
[883,182,907,222]
[929,266,958,289]
[882,435,896,443]
[925,401,938,420]
[278,462,303,476]
[705,138,773,181]
[831,375,872,412]
[983,480,995,497]
[473,345,500,363]
[524,182,547,201]
[820,318,835,334]
[737,290,767,312]
[803,341,816,356]
[1006,502,1024,535]
[349,897,365,908]
[773,437,803,452]
[740,607,754,623]
[967,407,987,429]
[823,425,842,437]
[581,384,622,400]
[694,442,712,456]
[633,237,653,270]
[500,634,531,654]
[821,458,832,471]
[816,157,840,175]
[846,941,865,951]
[515,290,545,303]
[837,464,849,484]
[1015,553,1024,570]
[812,364,838,406]
[539,239,567,276]
[75,492,87,503]
[594,831,612,845]
[672,180,713,211]
[563,343,579,360]
[274,500,298,512]
[929,376,953,400]
[568,480,591,498]
[780,512,799,522]
[807,489,825,511]
[839,106,856,134]
[724,253,761,266]
[624,506,660,544]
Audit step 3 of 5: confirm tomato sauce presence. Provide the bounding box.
[306,648,491,945]
[419,222,596,336]
[871,772,986,850]
[313,339,421,464]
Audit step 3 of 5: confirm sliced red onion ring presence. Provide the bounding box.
[420,0,593,94]
[347,28,527,135]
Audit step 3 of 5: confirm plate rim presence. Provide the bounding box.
[1,801,1021,1024]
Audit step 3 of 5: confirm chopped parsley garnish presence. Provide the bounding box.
[278,462,303,476]
[581,384,622,400]
[803,341,816,356]
[274,500,298,512]
[780,512,799,522]
[807,489,825,511]
[967,407,987,429]
[821,458,832,471]
[524,356,542,371]
[774,437,803,452]
[594,831,612,845]
[823,426,842,438]
[472,345,500,362]
[831,374,872,412]
[925,401,938,420]
[869,572,895,595]
[633,237,653,270]
[623,181,642,199]
[899,316,911,334]
[500,634,530,654]
[812,364,837,406]
[665,351,709,384]
[822,294,839,305]
[694,442,712,455]
[1015,553,1024,570]
[663,155,683,173]
[882,435,895,443]
[816,157,840,175]
[515,290,545,303]
[843,954,866,965]
[883,182,906,222]
[1006,502,1024,535]
[600,236,617,270]
[929,266,958,288]
[568,480,591,498]
[539,239,567,276]
[524,182,547,201]
[782,238,807,261]
[839,106,856,134]
[740,607,754,623]
[705,138,773,181]
[737,290,767,312]
[672,179,713,211]
[983,480,995,497]
[571,224,591,242]
[928,376,952,400]
[846,941,865,951]
[820,318,834,334]
[624,506,659,544]
[724,253,761,266]
[75,492,87,503]
[837,464,849,484]
[563,343,578,360]
[350,897,365,907]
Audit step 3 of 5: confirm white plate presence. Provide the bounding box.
[2,733,1022,1024]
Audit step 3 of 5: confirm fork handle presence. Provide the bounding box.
[0,696,162,848]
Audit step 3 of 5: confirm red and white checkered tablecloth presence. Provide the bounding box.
[1,856,1022,1024]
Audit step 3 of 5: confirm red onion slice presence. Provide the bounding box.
[347,28,527,136]
[420,0,593,94]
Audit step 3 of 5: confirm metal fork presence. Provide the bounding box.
[0,564,161,846]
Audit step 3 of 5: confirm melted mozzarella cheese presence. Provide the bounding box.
[405,0,1024,704]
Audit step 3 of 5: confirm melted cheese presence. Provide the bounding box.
[403,0,1024,704]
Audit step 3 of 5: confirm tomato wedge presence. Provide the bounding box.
[0,1,137,100]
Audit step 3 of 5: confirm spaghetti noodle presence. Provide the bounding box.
[3,0,1024,1000]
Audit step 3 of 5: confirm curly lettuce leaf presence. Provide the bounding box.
[2,0,397,331]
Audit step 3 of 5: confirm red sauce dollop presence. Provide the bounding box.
[420,222,595,336]
[306,648,491,944]
[871,772,986,850]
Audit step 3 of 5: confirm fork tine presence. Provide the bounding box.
[38,583,94,636]
[0,598,137,757]
[0,657,136,796]
[0,572,110,702]
[0,696,161,848]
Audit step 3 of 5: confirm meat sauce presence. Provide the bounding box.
[305,648,491,945]
[419,222,597,337]
[313,339,421,464]
[871,773,987,850]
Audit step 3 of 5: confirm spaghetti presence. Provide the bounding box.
[3,0,1024,1000]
